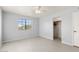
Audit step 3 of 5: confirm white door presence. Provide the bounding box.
[73,11,79,47]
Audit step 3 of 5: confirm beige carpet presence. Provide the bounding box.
[0,37,79,52]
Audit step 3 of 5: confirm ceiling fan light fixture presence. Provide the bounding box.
[35,10,41,14]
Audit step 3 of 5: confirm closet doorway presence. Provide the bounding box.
[53,17,62,41]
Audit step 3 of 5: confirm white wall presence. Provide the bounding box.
[39,7,77,45]
[39,16,53,40]
[0,8,2,47]
[2,11,39,42]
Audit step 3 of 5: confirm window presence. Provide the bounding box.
[16,18,32,30]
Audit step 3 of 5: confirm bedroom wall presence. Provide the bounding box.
[2,11,39,42]
[39,7,77,45]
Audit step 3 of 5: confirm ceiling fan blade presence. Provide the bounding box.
[33,6,48,14]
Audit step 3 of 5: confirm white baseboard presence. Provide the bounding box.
[2,36,38,43]
[3,38,22,43]
[39,35,53,40]
[62,41,73,46]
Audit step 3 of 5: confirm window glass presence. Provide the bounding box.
[17,18,32,30]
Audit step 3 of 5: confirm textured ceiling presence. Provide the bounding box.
[0,6,77,17]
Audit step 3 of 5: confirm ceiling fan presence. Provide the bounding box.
[34,6,48,14]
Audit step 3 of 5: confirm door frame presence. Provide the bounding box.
[52,17,62,42]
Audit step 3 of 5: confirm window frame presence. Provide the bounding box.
[17,18,32,30]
